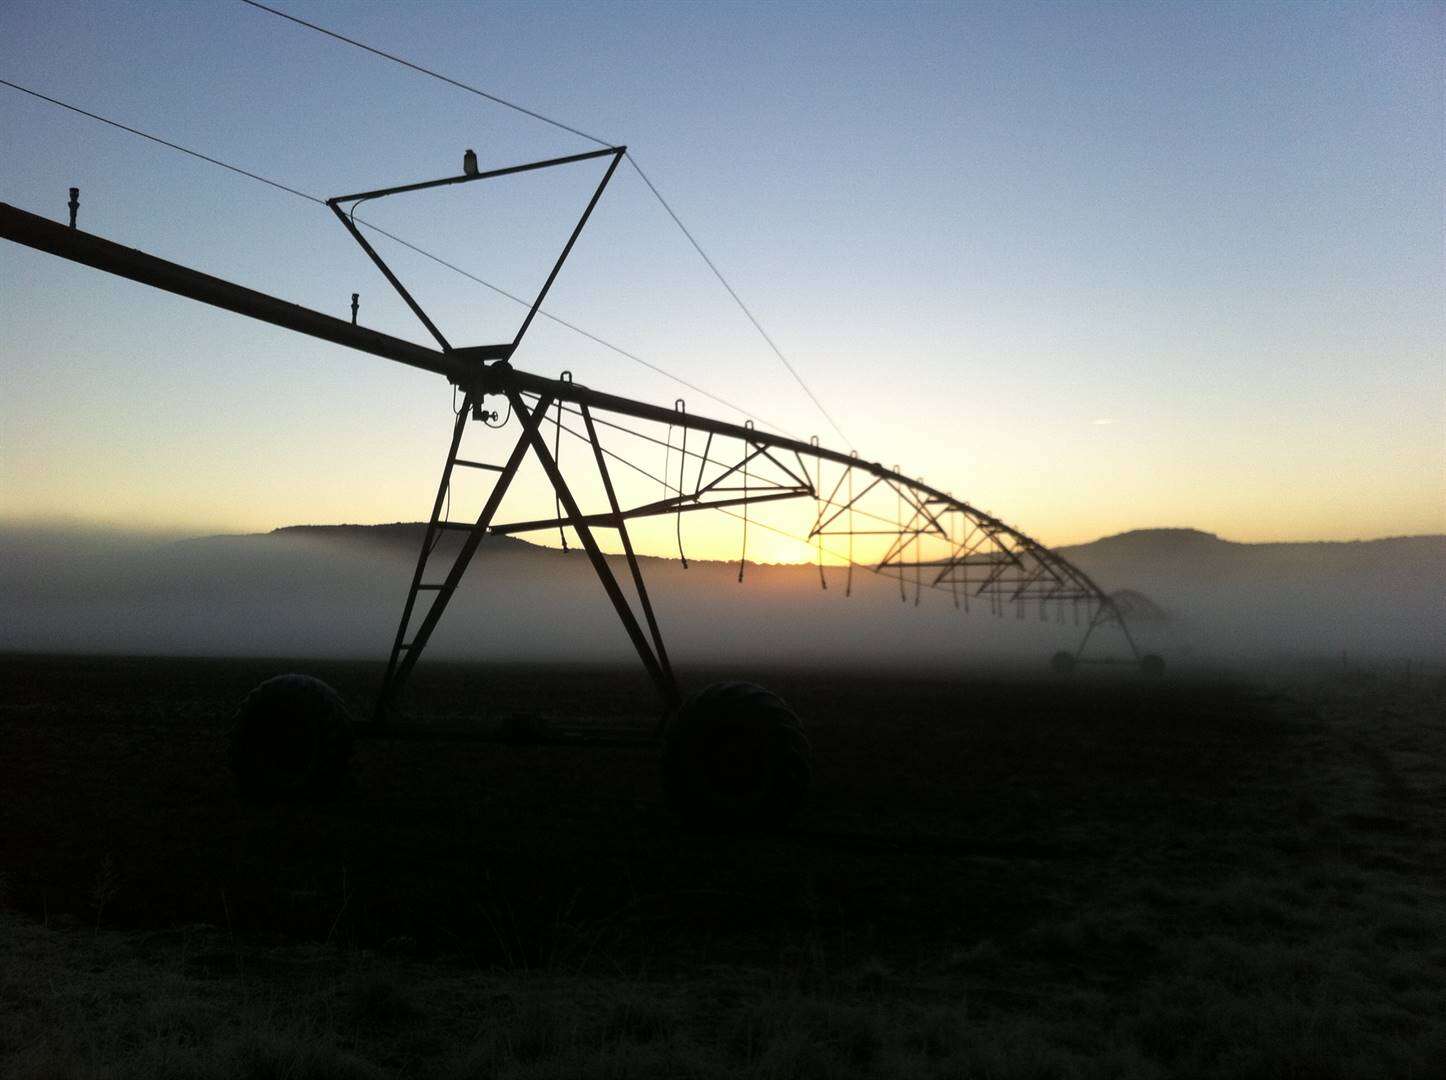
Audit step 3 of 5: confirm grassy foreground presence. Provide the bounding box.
[1,659,1443,1078]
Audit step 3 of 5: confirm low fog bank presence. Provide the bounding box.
[1,523,1441,668]
[1059,528,1444,663]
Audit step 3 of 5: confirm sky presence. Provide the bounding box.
[1,0,1442,558]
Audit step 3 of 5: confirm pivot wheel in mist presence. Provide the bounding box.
[664,682,812,830]
[227,674,353,800]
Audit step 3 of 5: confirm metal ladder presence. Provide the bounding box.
[375,391,531,719]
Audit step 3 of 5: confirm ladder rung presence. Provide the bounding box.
[416,584,445,591]
[452,458,504,471]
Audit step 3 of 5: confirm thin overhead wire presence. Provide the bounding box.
[624,155,854,450]
[0,77,776,428]
[236,0,614,149]
[360,223,784,428]
[235,0,854,449]
[0,79,319,204]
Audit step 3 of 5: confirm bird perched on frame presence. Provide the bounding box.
[463,149,479,176]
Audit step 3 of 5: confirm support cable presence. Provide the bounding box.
[234,0,854,449]
[625,155,854,450]
[375,230,780,427]
[0,78,777,430]
[237,0,614,148]
[0,78,317,202]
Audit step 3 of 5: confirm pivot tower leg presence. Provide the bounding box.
[374,392,555,718]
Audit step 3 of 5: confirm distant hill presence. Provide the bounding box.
[1058,527,1443,603]
[264,523,537,555]
[2,522,1440,664]
[1053,527,1444,658]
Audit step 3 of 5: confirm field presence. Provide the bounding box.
[1,654,1442,1078]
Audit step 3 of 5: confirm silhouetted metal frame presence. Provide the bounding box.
[379,390,556,709]
[580,402,674,709]
[325,146,625,357]
[382,391,474,697]
[508,390,679,710]
[0,200,1140,716]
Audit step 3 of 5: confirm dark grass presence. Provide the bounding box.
[1,656,1270,962]
[1,653,1443,1077]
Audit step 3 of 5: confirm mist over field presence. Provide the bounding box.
[1,522,1441,666]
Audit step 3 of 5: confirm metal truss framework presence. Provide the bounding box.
[0,154,1139,719]
[374,366,1140,715]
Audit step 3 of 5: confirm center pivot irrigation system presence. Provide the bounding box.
[1,145,1158,828]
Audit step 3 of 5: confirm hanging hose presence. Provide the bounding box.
[947,500,960,611]
[962,528,970,613]
[553,381,569,551]
[908,532,919,607]
[738,421,752,583]
[816,494,828,589]
[812,439,826,591]
[895,467,905,603]
[845,452,856,598]
[674,399,688,568]
[913,477,922,607]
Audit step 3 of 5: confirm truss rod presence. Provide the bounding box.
[580,403,672,703]
[490,488,810,536]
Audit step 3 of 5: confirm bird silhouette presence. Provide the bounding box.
[463,149,478,176]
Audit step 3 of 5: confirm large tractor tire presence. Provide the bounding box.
[227,674,353,800]
[663,681,811,830]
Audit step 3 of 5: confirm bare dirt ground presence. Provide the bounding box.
[1,654,1442,1078]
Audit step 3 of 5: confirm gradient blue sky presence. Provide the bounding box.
[2,0,1441,552]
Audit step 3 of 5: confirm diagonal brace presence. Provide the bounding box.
[510,391,678,710]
